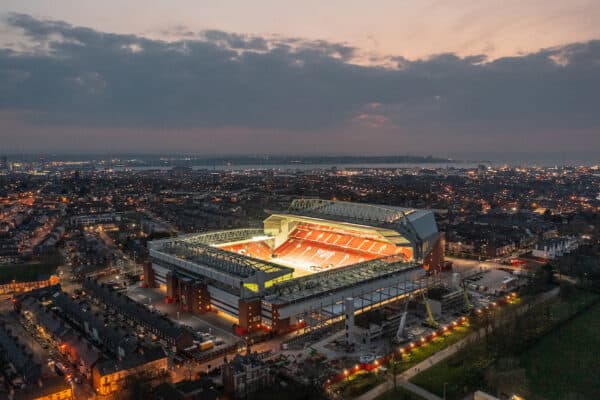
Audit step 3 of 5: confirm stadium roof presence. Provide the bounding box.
[289,198,416,223]
[174,229,266,246]
[285,198,439,243]
[263,254,419,304]
[150,231,293,280]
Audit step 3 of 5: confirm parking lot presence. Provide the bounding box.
[125,285,241,348]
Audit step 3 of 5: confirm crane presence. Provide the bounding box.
[394,296,411,343]
[422,291,439,329]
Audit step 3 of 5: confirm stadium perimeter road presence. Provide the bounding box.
[355,287,560,400]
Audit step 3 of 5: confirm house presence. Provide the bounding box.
[222,352,271,398]
[92,346,168,396]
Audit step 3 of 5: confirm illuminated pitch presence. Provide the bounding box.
[217,222,413,277]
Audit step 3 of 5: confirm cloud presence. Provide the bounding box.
[1,13,600,153]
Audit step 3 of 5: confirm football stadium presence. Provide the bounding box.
[145,199,444,334]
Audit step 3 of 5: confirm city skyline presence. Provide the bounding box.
[1,5,599,397]
[1,2,600,157]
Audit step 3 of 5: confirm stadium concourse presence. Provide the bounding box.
[144,199,445,335]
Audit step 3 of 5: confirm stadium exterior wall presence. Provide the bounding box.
[145,201,444,334]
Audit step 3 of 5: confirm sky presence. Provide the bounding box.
[1,1,600,158]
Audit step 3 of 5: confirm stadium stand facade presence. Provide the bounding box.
[146,199,444,334]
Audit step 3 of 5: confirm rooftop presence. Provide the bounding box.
[13,376,71,400]
[263,254,418,304]
[0,322,41,383]
[288,198,416,223]
[51,289,138,356]
[150,231,294,280]
[83,279,192,342]
[285,199,438,242]
[95,345,166,376]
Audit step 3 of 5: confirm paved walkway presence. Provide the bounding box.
[312,329,346,359]
[402,381,443,400]
[354,378,443,400]
[355,287,560,400]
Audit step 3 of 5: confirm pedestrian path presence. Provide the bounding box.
[401,381,443,400]
[355,287,560,400]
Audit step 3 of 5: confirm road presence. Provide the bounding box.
[355,287,560,400]
[446,257,508,273]
[1,306,97,399]
[126,285,301,381]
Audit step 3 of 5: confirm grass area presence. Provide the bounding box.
[393,324,471,370]
[331,324,472,398]
[334,371,386,398]
[410,340,494,400]
[410,289,599,400]
[520,302,600,399]
[0,253,61,284]
[374,387,426,400]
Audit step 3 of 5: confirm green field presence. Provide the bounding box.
[410,340,495,400]
[335,371,386,398]
[330,324,471,398]
[0,253,62,284]
[520,302,600,399]
[0,262,58,285]
[393,324,471,370]
[410,290,599,400]
[374,387,426,400]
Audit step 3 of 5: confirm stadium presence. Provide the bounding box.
[145,199,444,334]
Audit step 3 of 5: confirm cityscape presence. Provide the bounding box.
[1,2,600,400]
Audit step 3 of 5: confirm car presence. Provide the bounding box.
[54,363,67,376]
[359,353,375,364]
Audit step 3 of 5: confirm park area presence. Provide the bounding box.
[334,370,387,398]
[519,301,600,399]
[329,323,471,398]
[0,253,61,284]
[410,289,599,400]
[374,387,426,400]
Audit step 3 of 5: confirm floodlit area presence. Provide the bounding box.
[217,222,412,277]
[147,199,441,337]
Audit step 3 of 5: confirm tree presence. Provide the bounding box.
[120,372,152,400]
[559,282,576,301]
[541,263,555,285]
[484,358,530,399]
[121,369,169,400]
[389,354,402,392]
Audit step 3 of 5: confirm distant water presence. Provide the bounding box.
[109,162,484,172]
[106,155,600,172]
[449,152,600,167]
